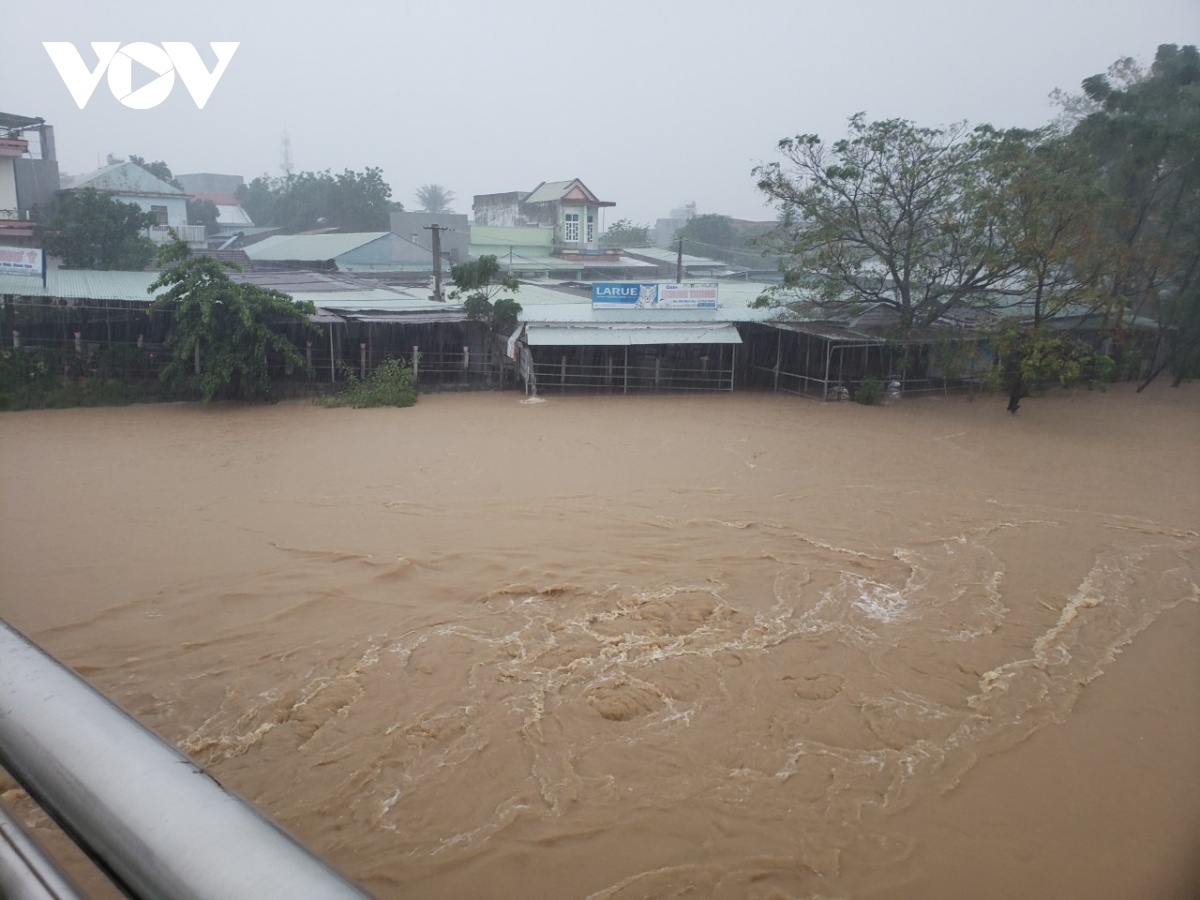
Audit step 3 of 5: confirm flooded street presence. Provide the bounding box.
[1,387,1197,899]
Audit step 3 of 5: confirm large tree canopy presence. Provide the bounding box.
[754,114,1016,328]
[236,168,400,232]
[37,188,156,270]
[1067,43,1200,387]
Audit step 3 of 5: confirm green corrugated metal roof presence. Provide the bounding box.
[525,323,742,346]
[0,270,165,301]
[244,233,389,261]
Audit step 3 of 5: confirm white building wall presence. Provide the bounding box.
[0,158,18,215]
[113,192,188,226]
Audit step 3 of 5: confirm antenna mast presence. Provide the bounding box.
[280,128,294,176]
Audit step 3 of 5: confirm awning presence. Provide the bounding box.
[524,323,742,347]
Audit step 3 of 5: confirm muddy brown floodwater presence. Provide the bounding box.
[1,386,1198,900]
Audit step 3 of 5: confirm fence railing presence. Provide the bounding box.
[531,355,735,392]
[0,618,373,900]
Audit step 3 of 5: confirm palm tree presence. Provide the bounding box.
[415,184,456,214]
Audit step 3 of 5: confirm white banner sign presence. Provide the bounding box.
[656,283,719,309]
[592,282,719,309]
[0,246,44,276]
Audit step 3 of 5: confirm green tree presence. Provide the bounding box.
[236,175,277,228]
[129,155,182,189]
[450,255,522,332]
[1064,44,1200,388]
[186,198,221,235]
[37,188,156,270]
[989,322,1113,413]
[414,184,456,214]
[600,218,652,248]
[234,168,398,232]
[675,214,738,257]
[754,114,1016,327]
[987,128,1103,328]
[149,240,317,401]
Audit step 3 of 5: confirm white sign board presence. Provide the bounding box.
[0,246,43,276]
[592,282,718,309]
[656,283,719,309]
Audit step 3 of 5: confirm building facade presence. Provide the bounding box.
[473,179,615,255]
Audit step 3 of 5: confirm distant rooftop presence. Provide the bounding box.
[61,162,184,196]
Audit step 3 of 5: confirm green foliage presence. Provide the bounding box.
[854,376,883,405]
[1067,44,1200,389]
[984,128,1105,327]
[0,345,187,410]
[414,184,455,213]
[317,357,418,409]
[451,255,522,331]
[149,240,317,401]
[235,168,397,232]
[37,189,156,270]
[673,215,768,267]
[129,155,182,189]
[186,198,221,235]
[987,323,1112,411]
[600,218,652,249]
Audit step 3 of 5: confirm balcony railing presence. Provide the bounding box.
[148,224,207,244]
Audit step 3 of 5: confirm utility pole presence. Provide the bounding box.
[424,224,447,302]
[676,236,684,284]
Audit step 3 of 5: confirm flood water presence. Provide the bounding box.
[1,387,1197,899]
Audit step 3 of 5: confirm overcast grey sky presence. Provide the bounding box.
[5,0,1198,227]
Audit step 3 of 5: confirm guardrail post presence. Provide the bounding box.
[463,345,469,371]
[12,330,19,349]
[360,343,367,380]
[412,345,419,381]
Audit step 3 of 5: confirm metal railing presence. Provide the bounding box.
[0,619,373,900]
[148,224,207,244]
[532,355,735,392]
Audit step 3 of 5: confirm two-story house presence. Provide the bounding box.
[473,179,615,256]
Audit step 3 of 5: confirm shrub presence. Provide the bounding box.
[317,357,418,409]
[855,376,883,405]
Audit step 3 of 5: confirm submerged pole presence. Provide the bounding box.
[0,619,373,900]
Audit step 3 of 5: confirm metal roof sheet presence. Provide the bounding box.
[64,162,185,196]
[520,302,776,325]
[621,248,725,266]
[0,270,165,302]
[525,323,743,347]
[289,289,452,312]
[244,233,390,262]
